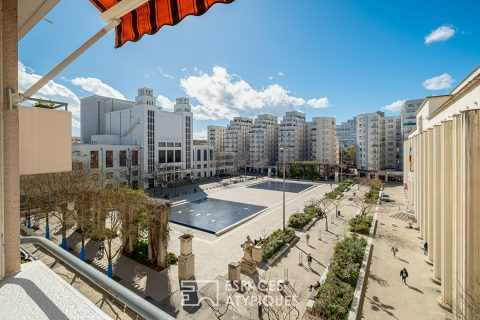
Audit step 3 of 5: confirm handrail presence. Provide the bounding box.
[20,236,174,320]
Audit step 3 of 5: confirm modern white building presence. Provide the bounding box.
[192,140,215,179]
[278,111,307,163]
[308,117,339,165]
[78,88,193,188]
[356,112,383,177]
[404,66,480,319]
[337,118,357,150]
[225,117,253,172]
[249,114,278,172]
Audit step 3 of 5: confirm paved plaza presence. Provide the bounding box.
[361,184,451,320]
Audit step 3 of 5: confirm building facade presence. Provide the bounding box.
[207,125,226,175]
[225,117,253,172]
[308,117,339,165]
[192,140,215,179]
[278,111,308,163]
[382,115,402,171]
[400,98,424,141]
[249,114,278,172]
[356,112,384,177]
[78,88,193,188]
[404,66,480,319]
[337,118,357,151]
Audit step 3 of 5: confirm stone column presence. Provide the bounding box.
[432,125,442,283]
[415,134,422,236]
[421,132,427,240]
[462,110,480,319]
[439,120,453,310]
[426,129,434,265]
[178,234,195,280]
[0,0,20,277]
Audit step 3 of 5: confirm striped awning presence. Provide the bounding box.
[90,0,235,48]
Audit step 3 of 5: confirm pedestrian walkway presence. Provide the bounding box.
[361,184,451,320]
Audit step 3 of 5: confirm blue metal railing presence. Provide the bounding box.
[21,236,174,320]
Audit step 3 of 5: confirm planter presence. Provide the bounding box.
[266,235,299,266]
[302,216,320,232]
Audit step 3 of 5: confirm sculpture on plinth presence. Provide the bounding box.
[239,235,257,275]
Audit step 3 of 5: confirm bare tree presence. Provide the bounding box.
[352,196,373,216]
[315,198,332,231]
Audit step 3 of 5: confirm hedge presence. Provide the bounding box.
[261,228,294,260]
[314,234,367,319]
[349,215,373,235]
[325,179,353,199]
[288,203,322,229]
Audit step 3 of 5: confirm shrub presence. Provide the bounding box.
[261,228,294,260]
[166,251,178,265]
[130,240,149,264]
[349,215,373,235]
[288,204,321,228]
[313,234,367,319]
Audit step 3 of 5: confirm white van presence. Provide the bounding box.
[380,192,391,202]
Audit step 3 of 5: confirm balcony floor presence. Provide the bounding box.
[0,260,111,320]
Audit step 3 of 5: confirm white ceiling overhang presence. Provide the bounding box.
[19,0,60,39]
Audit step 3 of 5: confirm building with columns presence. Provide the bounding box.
[404,66,480,319]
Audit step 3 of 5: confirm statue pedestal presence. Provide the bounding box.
[228,262,241,282]
[240,258,257,275]
[252,246,262,263]
[178,253,195,280]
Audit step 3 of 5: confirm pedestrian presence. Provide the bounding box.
[424,242,428,255]
[407,217,413,229]
[306,233,310,246]
[391,246,398,258]
[400,268,409,284]
[307,253,313,269]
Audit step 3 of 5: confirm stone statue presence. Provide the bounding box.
[241,236,254,262]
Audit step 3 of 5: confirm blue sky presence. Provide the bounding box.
[19,0,480,138]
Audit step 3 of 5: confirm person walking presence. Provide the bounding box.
[391,246,398,258]
[306,233,310,246]
[424,242,428,255]
[400,268,409,284]
[307,253,313,269]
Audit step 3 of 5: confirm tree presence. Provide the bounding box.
[144,198,171,269]
[331,198,344,218]
[352,196,373,216]
[315,198,332,231]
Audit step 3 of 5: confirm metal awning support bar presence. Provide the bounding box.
[100,0,149,23]
[21,236,174,320]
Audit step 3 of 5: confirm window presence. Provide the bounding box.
[132,150,139,166]
[210,150,213,161]
[132,169,139,177]
[175,150,181,162]
[167,150,174,163]
[204,164,207,168]
[159,150,166,163]
[167,142,174,147]
[203,150,207,161]
[159,142,166,147]
[197,149,201,161]
[106,151,113,168]
[175,142,181,147]
[119,150,127,167]
[90,150,99,169]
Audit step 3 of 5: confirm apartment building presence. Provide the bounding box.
[308,117,339,165]
[77,88,193,188]
[278,111,308,163]
[405,66,480,319]
[192,140,215,179]
[224,117,253,171]
[208,125,226,174]
[337,118,357,151]
[382,115,402,171]
[400,98,424,141]
[249,114,278,172]
[356,112,383,177]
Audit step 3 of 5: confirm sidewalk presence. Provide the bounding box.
[361,184,451,320]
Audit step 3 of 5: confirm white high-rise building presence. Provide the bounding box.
[382,115,402,171]
[356,112,383,177]
[225,117,253,172]
[76,88,193,188]
[278,111,307,163]
[249,114,278,172]
[309,117,339,165]
[400,99,424,141]
[208,125,226,175]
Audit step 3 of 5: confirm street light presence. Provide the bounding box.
[280,147,286,230]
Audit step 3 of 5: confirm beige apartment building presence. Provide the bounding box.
[404,66,480,319]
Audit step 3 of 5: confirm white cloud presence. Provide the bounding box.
[422,73,455,90]
[382,99,405,113]
[193,130,208,140]
[157,95,175,110]
[179,66,326,120]
[268,76,274,81]
[181,67,187,72]
[425,25,456,44]
[307,97,329,109]
[18,62,81,125]
[277,71,285,76]
[71,77,126,100]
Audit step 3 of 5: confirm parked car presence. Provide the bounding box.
[380,192,392,202]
